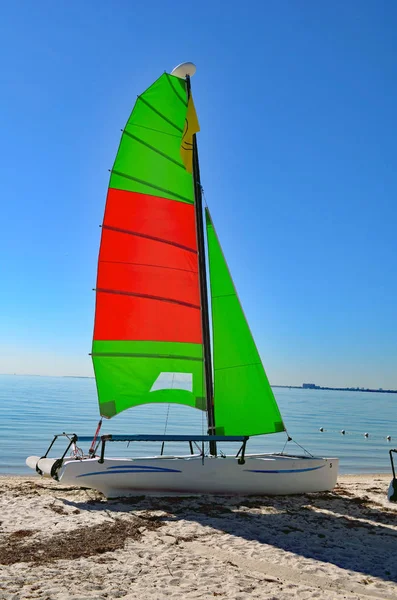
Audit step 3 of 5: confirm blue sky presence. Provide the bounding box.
[1,0,396,387]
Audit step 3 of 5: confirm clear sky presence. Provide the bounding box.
[1,0,396,388]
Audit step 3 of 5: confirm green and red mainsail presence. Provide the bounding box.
[92,72,284,437]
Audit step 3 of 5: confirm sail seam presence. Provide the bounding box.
[123,130,186,170]
[214,361,263,372]
[92,352,202,361]
[212,293,235,299]
[127,123,181,138]
[96,288,200,309]
[111,171,193,204]
[137,96,183,133]
[99,260,198,274]
[165,73,188,106]
[102,224,197,253]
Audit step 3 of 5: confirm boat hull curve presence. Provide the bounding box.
[52,454,338,498]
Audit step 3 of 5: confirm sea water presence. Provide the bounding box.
[0,374,395,475]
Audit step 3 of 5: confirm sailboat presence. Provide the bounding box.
[26,63,338,498]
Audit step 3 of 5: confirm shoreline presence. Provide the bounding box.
[273,385,397,394]
[1,474,397,599]
[2,374,396,392]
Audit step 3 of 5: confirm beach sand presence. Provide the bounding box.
[1,474,397,599]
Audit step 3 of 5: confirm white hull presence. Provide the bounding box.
[27,453,338,498]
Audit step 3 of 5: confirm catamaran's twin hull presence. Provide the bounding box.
[29,454,338,498]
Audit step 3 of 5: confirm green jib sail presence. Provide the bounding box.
[206,209,285,436]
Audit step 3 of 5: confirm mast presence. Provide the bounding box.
[186,74,217,456]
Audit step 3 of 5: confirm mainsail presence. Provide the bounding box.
[206,209,285,436]
[92,73,205,418]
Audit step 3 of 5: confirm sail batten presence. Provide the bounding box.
[99,261,198,274]
[110,171,194,204]
[92,353,203,361]
[127,123,182,139]
[137,96,184,133]
[123,130,187,169]
[101,225,198,253]
[96,288,201,310]
[165,73,188,105]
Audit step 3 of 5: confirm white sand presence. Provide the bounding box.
[1,474,397,599]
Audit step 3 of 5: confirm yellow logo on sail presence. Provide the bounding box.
[180,95,200,173]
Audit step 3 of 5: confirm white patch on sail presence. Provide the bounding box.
[150,372,193,392]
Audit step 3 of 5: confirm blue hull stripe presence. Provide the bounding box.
[107,465,176,471]
[244,465,325,474]
[75,464,324,478]
[76,465,181,478]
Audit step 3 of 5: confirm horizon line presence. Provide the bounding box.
[0,373,396,392]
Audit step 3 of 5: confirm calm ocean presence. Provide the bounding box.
[0,375,395,476]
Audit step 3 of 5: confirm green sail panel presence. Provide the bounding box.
[92,341,205,418]
[206,209,285,436]
[110,73,194,204]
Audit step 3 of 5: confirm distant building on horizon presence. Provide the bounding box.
[302,383,317,389]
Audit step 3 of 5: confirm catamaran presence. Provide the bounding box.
[26,62,338,498]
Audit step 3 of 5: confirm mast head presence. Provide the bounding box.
[171,62,196,79]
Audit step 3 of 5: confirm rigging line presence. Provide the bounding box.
[137,96,183,133]
[165,73,188,107]
[123,130,186,170]
[127,123,181,138]
[91,352,203,361]
[102,224,197,253]
[96,287,200,310]
[111,170,193,204]
[201,397,205,436]
[280,434,289,454]
[99,260,198,274]
[163,402,171,435]
[288,434,314,458]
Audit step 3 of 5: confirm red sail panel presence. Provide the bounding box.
[94,189,201,343]
[103,189,197,249]
[94,294,201,343]
[97,263,200,306]
[98,228,198,273]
